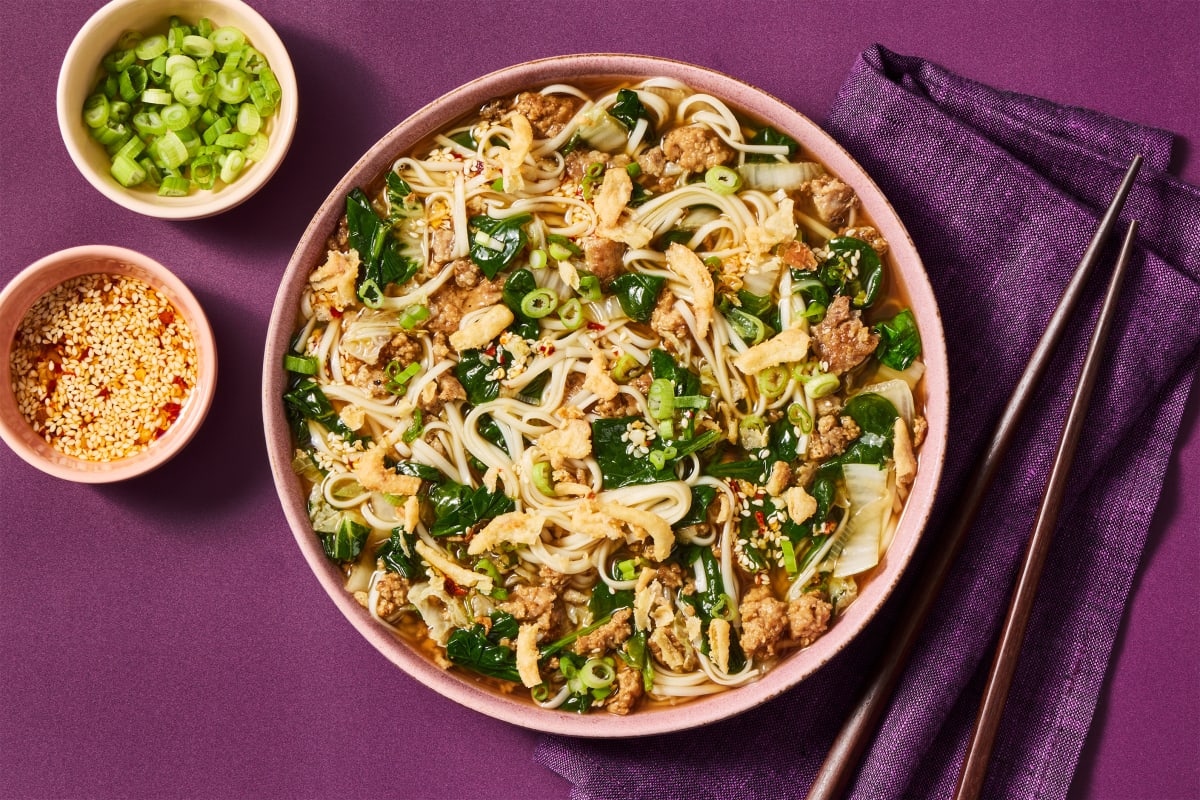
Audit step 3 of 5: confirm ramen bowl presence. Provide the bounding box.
[57,0,298,219]
[262,54,947,736]
[0,245,217,483]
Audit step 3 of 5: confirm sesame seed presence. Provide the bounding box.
[9,274,197,462]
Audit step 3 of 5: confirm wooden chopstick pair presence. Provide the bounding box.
[805,154,1144,800]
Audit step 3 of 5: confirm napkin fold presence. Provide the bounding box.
[536,45,1200,800]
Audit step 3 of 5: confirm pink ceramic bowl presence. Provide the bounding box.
[0,245,217,483]
[262,54,948,737]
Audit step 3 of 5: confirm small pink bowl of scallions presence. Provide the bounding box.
[57,0,297,220]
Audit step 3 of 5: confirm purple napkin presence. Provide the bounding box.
[535,45,1200,800]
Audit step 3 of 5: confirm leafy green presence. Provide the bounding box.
[320,516,368,562]
[818,237,883,308]
[540,612,616,660]
[746,127,799,163]
[704,459,765,481]
[678,545,747,672]
[618,629,655,693]
[455,349,502,405]
[376,526,424,579]
[649,348,701,396]
[346,188,419,307]
[654,228,694,251]
[609,88,653,136]
[874,308,922,370]
[477,414,510,455]
[469,213,531,279]
[821,392,899,470]
[445,611,522,683]
[767,417,802,464]
[676,485,717,529]
[283,378,365,443]
[736,290,773,317]
[391,461,443,483]
[589,580,633,619]
[610,272,665,322]
[385,173,421,223]
[502,268,541,339]
[592,417,675,489]
[428,481,515,538]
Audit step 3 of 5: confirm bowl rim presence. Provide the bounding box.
[261,53,948,737]
[0,244,218,483]
[55,0,298,220]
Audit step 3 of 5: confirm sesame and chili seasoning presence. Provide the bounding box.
[9,273,197,461]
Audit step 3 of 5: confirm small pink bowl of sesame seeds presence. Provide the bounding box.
[0,245,217,482]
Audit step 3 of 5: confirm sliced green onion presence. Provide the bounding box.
[384,360,421,393]
[158,175,190,196]
[616,559,638,581]
[114,135,145,161]
[82,94,110,128]
[151,130,188,169]
[787,402,813,433]
[398,304,430,330]
[134,34,168,61]
[647,379,676,420]
[107,100,131,123]
[248,80,278,115]
[102,48,136,74]
[548,241,573,261]
[118,66,147,101]
[209,26,246,53]
[649,449,668,470]
[284,354,319,374]
[236,104,261,135]
[202,116,231,144]
[710,593,736,621]
[673,395,709,409]
[557,298,584,330]
[219,150,246,184]
[215,131,250,149]
[781,538,798,575]
[520,289,558,318]
[529,248,548,270]
[531,684,550,703]
[580,658,616,689]
[140,88,173,106]
[610,353,642,383]
[110,154,146,187]
[402,409,424,444]
[215,69,250,103]
[705,165,742,195]
[757,365,790,399]
[243,131,269,161]
[474,559,508,600]
[165,54,197,76]
[580,161,605,199]
[532,461,556,496]
[805,372,840,399]
[196,18,214,38]
[625,162,642,177]
[577,274,602,302]
[657,420,675,440]
[190,155,216,190]
[181,34,215,58]
[741,414,766,434]
[161,103,190,131]
[138,157,162,187]
[704,255,722,269]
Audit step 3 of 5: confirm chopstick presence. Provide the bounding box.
[953,218,1139,800]
[804,154,1144,800]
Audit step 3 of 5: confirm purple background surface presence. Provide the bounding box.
[1,2,1195,799]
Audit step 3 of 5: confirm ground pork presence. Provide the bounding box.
[808,175,858,227]
[572,607,633,655]
[584,236,626,287]
[662,126,734,172]
[650,290,689,347]
[738,585,789,660]
[788,592,832,647]
[416,373,467,414]
[603,661,644,715]
[840,225,889,256]
[564,149,610,181]
[781,240,818,271]
[593,391,640,418]
[811,295,880,375]
[808,413,862,461]
[427,262,504,334]
[655,563,685,590]
[500,568,569,635]
[635,146,676,193]
[374,572,410,619]
[513,92,580,138]
[430,227,455,266]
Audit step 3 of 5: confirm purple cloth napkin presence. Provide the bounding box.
[535,45,1200,800]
